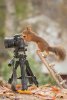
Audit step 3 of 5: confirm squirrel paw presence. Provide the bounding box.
[42,51,49,58]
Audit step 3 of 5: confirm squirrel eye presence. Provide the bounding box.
[23,35,26,38]
[23,36,26,38]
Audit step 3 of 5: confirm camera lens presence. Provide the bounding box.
[4,37,14,48]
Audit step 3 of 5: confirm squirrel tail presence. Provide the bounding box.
[48,46,66,60]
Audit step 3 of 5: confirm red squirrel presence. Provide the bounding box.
[22,26,66,60]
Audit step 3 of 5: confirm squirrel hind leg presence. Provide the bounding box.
[56,55,62,62]
[36,50,49,58]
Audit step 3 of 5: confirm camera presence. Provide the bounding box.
[4,34,27,50]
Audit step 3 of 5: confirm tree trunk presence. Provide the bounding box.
[5,0,16,37]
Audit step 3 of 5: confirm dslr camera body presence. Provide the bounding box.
[4,34,27,51]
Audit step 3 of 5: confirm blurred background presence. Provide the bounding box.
[0,0,67,85]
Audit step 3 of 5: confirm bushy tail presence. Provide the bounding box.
[48,46,66,60]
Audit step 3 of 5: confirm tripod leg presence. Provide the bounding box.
[20,59,28,90]
[8,61,19,84]
[25,60,38,87]
[11,60,19,91]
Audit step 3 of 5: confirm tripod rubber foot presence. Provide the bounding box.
[17,90,32,94]
[11,84,16,91]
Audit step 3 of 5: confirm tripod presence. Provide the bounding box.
[8,46,38,91]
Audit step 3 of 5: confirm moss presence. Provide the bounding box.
[15,0,29,19]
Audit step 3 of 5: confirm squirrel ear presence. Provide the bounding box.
[26,25,32,31]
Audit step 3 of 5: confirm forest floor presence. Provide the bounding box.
[0,79,67,100]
